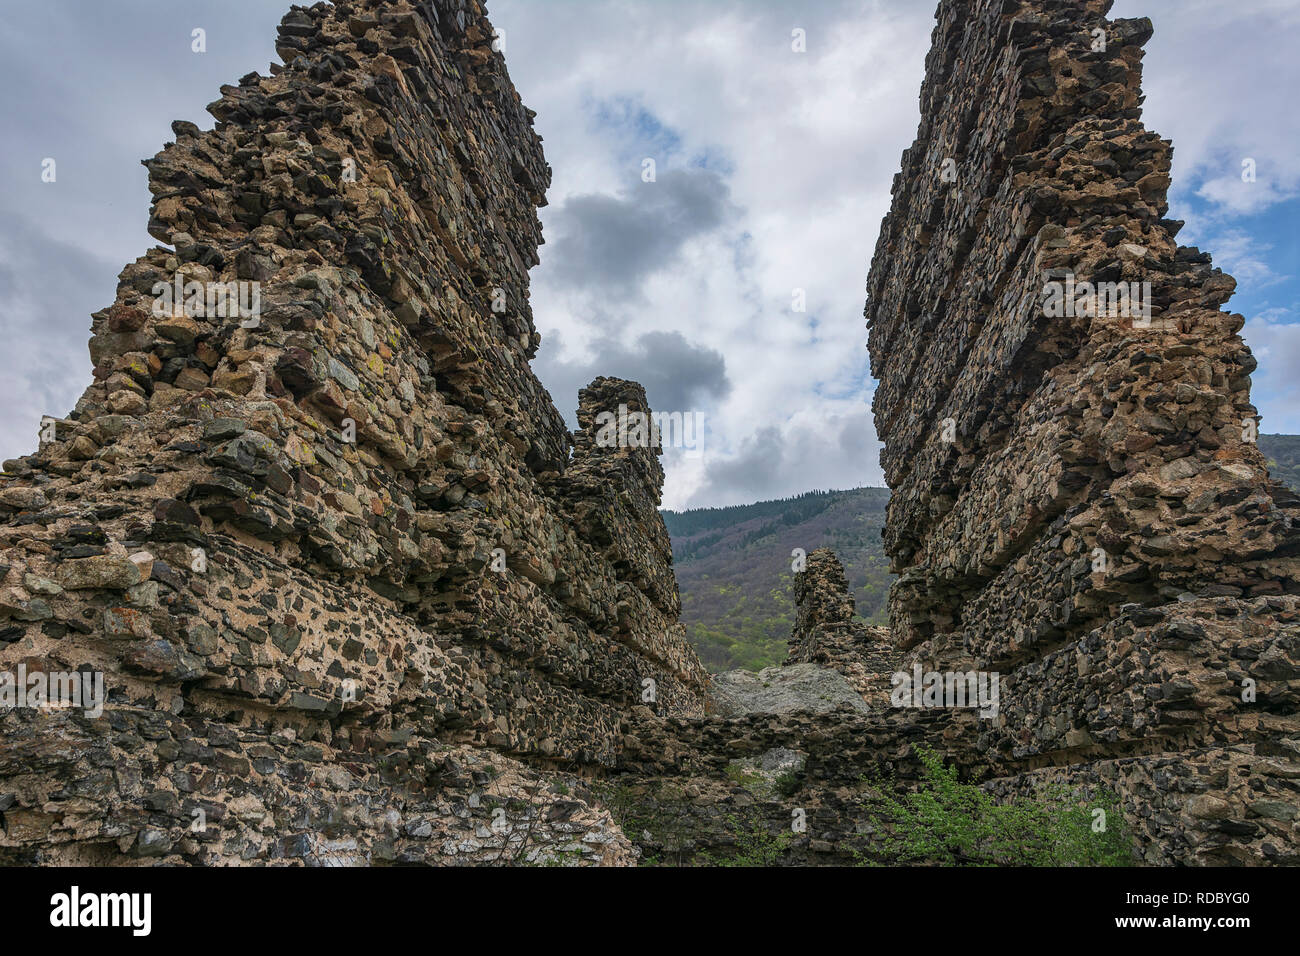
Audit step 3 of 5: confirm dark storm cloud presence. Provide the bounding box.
[536,329,731,424]
[693,425,788,501]
[542,169,736,295]
[0,213,118,319]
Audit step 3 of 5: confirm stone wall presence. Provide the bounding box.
[0,0,706,866]
[862,0,1300,863]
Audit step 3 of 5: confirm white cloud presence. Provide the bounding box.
[493,0,933,506]
[0,0,1295,510]
[1110,0,1300,219]
[1197,229,1290,288]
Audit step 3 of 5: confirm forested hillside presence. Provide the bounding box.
[1260,434,1300,494]
[665,439,1300,673]
[662,488,892,671]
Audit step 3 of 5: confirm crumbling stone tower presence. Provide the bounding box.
[866,0,1300,863]
[786,549,893,702]
[0,0,706,865]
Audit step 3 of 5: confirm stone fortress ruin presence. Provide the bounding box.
[0,0,1295,865]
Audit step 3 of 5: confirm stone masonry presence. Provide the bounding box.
[0,0,707,866]
[863,0,1300,863]
[785,548,892,703]
[600,0,1299,867]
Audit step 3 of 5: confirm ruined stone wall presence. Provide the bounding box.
[0,0,706,866]
[785,548,893,703]
[863,0,1300,863]
[611,587,1300,864]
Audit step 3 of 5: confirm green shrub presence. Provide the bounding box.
[698,812,792,867]
[859,746,1133,866]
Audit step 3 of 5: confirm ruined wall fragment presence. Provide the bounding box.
[786,548,893,703]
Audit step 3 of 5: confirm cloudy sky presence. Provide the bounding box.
[0,1,1296,509]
